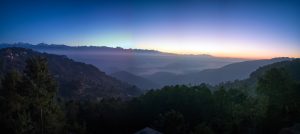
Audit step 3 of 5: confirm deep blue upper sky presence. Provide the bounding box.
[0,0,299,58]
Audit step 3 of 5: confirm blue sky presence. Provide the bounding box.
[0,0,299,58]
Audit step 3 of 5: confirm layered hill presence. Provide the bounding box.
[143,57,292,86]
[248,58,300,82]
[0,47,141,100]
[215,58,300,91]
[110,71,159,89]
[182,57,292,84]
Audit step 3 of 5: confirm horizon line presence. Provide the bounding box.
[1,42,298,60]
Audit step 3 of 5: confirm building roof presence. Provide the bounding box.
[134,127,162,134]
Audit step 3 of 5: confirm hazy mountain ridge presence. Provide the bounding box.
[249,58,300,81]
[182,57,293,84]
[0,43,244,75]
[214,58,300,92]
[0,47,141,99]
[143,57,292,87]
[0,43,164,54]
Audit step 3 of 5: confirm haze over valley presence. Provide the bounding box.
[1,43,292,89]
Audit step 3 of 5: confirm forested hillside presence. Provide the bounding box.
[0,48,141,100]
[0,50,298,134]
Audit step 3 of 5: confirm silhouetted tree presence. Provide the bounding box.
[0,70,32,133]
[21,57,65,134]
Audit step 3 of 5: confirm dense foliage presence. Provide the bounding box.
[0,56,299,134]
[0,57,65,134]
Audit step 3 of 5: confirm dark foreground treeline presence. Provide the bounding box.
[0,57,299,134]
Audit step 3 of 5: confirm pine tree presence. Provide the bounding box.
[21,56,65,134]
[0,70,32,133]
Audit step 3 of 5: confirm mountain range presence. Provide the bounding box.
[0,43,293,90]
[0,43,243,74]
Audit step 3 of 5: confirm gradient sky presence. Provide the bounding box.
[0,0,299,58]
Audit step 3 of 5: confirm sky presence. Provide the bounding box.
[0,0,299,59]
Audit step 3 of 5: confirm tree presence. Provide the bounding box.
[0,70,33,133]
[21,57,65,134]
[257,68,300,133]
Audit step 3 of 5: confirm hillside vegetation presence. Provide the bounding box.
[0,48,299,134]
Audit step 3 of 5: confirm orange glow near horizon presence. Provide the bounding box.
[136,45,300,59]
[133,34,300,59]
[160,50,299,60]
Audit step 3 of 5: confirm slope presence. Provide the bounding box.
[0,47,141,100]
[110,71,159,89]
